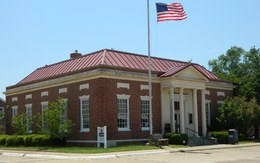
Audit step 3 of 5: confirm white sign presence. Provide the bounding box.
[97,126,107,148]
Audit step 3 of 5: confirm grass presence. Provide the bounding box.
[238,140,259,144]
[168,144,188,148]
[0,144,159,154]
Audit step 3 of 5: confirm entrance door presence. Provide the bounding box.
[174,112,180,133]
[174,101,180,133]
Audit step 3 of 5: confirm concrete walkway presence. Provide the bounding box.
[0,143,260,160]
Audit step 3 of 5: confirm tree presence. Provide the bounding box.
[11,113,33,135]
[208,46,260,103]
[209,46,260,138]
[0,112,5,134]
[38,98,74,137]
[216,97,260,138]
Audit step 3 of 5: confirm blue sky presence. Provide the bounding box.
[0,0,260,99]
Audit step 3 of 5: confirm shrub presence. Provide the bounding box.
[23,134,36,146]
[0,135,8,145]
[32,135,51,146]
[164,133,188,145]
[210,131,228,144]
[5,136,17,146]
[16,136,25,146]
[180,134,188,145]
[49,136,66,146]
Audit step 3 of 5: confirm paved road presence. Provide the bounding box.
[0,146,259,163]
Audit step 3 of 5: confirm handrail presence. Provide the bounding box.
[186,127,205,145]
[186,127,199,135]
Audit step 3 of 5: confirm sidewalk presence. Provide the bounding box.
[0,143,260,160]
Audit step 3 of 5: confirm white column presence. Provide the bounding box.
[201,89,207,136]
[170,87,175,133]
[193,89,199,137]
[179,88,185,134]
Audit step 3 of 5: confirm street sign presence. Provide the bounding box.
[97,126,107,148]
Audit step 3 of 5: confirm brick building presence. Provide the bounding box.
[0,97,5,132]
[4,49,233,145]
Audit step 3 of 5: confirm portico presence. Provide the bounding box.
[160,65,208,137]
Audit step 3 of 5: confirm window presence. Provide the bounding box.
[0,107,4,121]
[188,113,193,124]
[60,99,68,123]
[26,104,32,133]
[174,101,180,110]
[206,101,211,127]
[141,96,150,131]
[79,96,90,132]
[217,101,224,110]
[117,94,130,131]
[41,101,48,128]
[11,106,18,117]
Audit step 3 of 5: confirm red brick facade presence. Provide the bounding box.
[5,78,162,142]
[4,49,234,144]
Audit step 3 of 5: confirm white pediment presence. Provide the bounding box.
[174,66,208,81]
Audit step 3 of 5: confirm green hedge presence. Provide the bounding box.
[0,134,66,147]
[0,135,9,145]
[210,131,228,144]
[164,133,188,145]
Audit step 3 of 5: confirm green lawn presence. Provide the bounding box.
[0,144,159,154]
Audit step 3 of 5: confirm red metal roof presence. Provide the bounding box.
[17,49,220,85]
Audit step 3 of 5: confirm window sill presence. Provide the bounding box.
[141,128,150,131]
[80,129,90,132]
[118,128,131,132]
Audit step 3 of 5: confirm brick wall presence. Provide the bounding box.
[5,78,161,141]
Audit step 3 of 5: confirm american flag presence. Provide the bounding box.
[156,2,187,22]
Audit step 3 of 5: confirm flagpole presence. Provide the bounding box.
[147,0,153,136]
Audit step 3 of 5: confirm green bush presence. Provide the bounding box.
[23,134,36,146]
[180,134,188,145]
[164,133,188,145]
[0,135,8,145]
[0,134,66,147]
[210,131,228,144]
[5,136,17,146]
[32,135,51,146]
[49,136,66,146]
[16,136,25,146]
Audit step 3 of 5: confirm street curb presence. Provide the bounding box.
[0,143,259,160]
[168,143,260,153]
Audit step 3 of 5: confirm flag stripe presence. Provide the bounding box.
[156,2,187,22]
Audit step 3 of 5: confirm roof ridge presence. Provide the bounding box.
[36,49,107,71]
[105,49,189,65]
[101,49,107,65]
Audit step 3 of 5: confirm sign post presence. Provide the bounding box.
[97,126,107,149]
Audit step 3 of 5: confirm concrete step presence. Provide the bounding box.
[187,137,217,146]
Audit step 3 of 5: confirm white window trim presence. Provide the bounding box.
[205,90,210,95]
[140,85,149,90]
[117,94,131,131]
[59,88,67,94]
[41,101,49,128]
[12,97,18,102]
[140,96,150,131]
[79,95,90,132]
[25,94,32,100]
[41,91,48,97]
[25,104,33,133]
[117,83,130,89]
[217,91,225,97]
[11,106,18,117]
[79,83,89,90]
